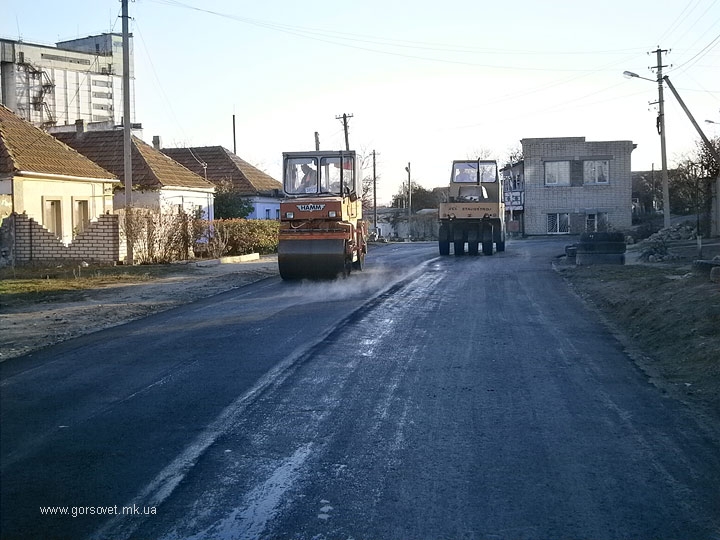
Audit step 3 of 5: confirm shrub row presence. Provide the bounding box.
[210,219,280,256]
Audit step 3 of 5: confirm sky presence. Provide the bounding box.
[2,0,719,205]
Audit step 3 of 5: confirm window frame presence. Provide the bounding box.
[547,212,570,234]
[43,197,63,240]
[544,161,570,186]
[583,160,609,184]
[72,198,90,237]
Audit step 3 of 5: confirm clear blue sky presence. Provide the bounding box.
[3,0,719,204]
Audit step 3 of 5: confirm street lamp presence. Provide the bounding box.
[623,67,671,229]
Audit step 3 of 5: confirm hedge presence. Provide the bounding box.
[212,219,280,255]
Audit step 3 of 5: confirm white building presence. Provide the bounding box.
[0,33,134,129]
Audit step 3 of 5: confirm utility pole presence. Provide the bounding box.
[652,47,671,230]
[121,0,133,264]
[663,74,720,238]
[372,150,377,234]
[336,113,353,151]
[232,114,237,154]
[405,162,411,238]
[663,76,720,166]
[314,131,320,151]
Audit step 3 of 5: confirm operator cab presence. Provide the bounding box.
[449,160,498,202]
[284,152,356,197]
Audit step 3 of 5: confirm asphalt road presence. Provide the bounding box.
[1,239,719,540]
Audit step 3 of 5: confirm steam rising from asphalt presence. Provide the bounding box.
[286,264,414,302]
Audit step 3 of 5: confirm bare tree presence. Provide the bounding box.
[465,147,496,161]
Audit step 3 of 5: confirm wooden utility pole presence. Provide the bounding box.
[121,0,133,264]
[232,114,237,154]
[336,113,353,150]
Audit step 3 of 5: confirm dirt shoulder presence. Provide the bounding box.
[0,255,279,361]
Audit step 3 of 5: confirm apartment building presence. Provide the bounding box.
[0,33,134,129]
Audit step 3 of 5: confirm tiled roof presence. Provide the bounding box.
[53,130,214,191]
[0,105,116,180]
[161,146,281,196]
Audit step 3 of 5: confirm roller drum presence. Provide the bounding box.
[278,239,348,280]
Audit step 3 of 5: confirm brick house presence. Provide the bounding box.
[0,105,122,266]
[520,137,636,235]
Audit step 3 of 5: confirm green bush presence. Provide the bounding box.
[211,219,279,256]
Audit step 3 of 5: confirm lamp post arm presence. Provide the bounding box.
[663,76,720,167]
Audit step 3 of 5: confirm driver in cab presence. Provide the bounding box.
[298,164,317,193]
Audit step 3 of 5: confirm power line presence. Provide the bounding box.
[143,0,649,73]
[670,31,720,72]
[655,0,702,45]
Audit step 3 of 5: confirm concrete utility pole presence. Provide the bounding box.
[664,76,720,238]
[405,162,411,219]
[314,131,320,151]
[653,47,671,230]
[372,150,377,233]
[121,0,133,264]
[336,113,353,151]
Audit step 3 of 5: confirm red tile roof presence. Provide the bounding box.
[0,105,117,180]
[53,130,214,191]
[161,146,281,196]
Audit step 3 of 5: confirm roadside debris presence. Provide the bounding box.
[636,223,697,262]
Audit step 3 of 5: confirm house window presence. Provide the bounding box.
[44,199,62,239]
[276,209,280,220]
[586,212,608,232]
[544,161,570,186]
[73,199,90,236]
[512,173,523,190]
[584,160,609,184]
[547,213,569,234]
[265,208,271,220]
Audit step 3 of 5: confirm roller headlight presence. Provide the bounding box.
[328,211,337,218]
[285,212,294,219]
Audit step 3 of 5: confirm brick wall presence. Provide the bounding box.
[0,213,122,266]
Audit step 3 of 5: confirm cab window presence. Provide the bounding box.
[285,158,318,194]
[320,156,354,194]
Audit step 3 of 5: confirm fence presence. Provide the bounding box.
[0,212,122,267]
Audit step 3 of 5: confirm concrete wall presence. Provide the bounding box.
[0,212,121,267]
[522,137,634,235]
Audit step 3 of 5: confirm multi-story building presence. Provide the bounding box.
[520,137,636,235]
[0,33,134,129]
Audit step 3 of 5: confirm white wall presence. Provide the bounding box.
[114,188,215,221]
[13,176,115,244]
